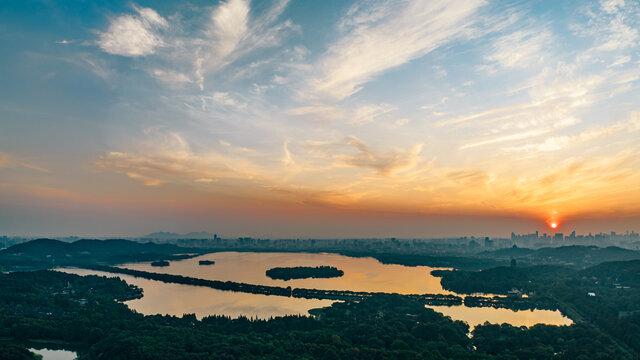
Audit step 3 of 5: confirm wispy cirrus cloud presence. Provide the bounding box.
[193,0,251,89]
[96,0,295,91]
[306,136,423,176]
[608,55,631,68]
[286,103,397,124]
[207,0,250,60]
[485,28,552,69]
[595,0,639,51]
[307,0,486,100]
[503,110,640,153]
[571,0,639,51]
[95,131,270,187]
[443,60,610,150]
[445,168,491,186]
[0,152,49,173]
[94,131,428,210]
[336,137,423,176]
[194,0,296,90]
[434,0,639,157]
[150,69,192,88]
[0,152,11,168]
[459,117,580,150]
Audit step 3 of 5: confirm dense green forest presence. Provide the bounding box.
[266,266,344,280]
[433,260,640,358]
[1,270,634,360]
[0,344,40,360]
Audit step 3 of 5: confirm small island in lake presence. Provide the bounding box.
[266,266,344,280]
[198,260,215,265]
[151,260,170,267]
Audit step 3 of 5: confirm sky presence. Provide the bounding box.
[1,0,639,238]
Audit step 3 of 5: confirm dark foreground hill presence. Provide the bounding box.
[580,259,640,286]
[0,238,197,269]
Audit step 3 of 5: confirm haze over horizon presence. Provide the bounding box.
[2,0,640,238]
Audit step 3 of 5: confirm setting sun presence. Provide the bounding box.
[550,222,558,229]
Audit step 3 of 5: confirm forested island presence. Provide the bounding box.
[266,266,344,280]
[150,260,170,267]
[198,260,215,265]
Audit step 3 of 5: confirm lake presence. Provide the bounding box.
[60,251,572,328]
[29,348,77,360]
[120,251,452,294]
[427,305,572,330]
[60,268,334,319]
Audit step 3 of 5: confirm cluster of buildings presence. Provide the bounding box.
[3,229,640,252]
[510,230,640,249]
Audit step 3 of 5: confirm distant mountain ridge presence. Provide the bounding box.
[2,238,181,255]
[0,238,198,269]
[142,231,215,240]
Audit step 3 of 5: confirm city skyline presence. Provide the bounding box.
[1,0,640,237]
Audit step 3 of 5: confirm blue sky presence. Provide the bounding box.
[1,0,639,237]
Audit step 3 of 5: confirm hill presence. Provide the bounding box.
[580,259,640,287]
[432,265,576,295]
[0,238,197,270]
[141,231,215,240]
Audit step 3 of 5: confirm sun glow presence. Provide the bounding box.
[546,211,560,230]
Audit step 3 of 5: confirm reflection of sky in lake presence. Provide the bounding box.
[427,305,572,330]
[29,348,77,360]
[120,252,450,295]
[58,268,334,320]
[59,252,572,327]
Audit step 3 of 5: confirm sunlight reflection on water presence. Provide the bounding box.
[59,252,572,327]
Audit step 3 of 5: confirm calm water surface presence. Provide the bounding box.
[58,268,334,319]
[29,348,77,360]
[427,305,572,330]
[60,252,572,327]
[120,252,450,294]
